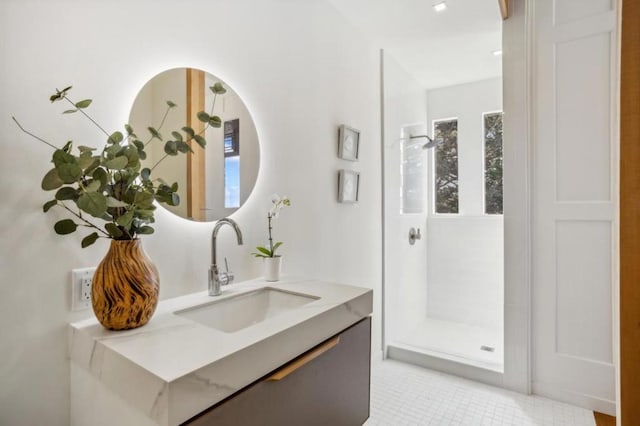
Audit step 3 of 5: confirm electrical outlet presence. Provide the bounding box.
[71,267,96,311]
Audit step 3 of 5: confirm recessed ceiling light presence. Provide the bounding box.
[492,50,503,56]
[433,2,447,12]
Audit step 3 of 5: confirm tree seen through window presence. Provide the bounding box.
[434,119,459,214]
[484,112,503,215]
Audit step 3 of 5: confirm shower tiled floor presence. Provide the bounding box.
[365,360,596,426]
[397,317,503,371]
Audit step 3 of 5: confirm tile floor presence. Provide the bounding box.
[365,360,596,426]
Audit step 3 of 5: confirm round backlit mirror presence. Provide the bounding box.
[129,68,260,221]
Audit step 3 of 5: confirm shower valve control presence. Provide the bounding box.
[409,227,422,245]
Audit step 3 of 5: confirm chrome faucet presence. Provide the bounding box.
[209,218,244,296]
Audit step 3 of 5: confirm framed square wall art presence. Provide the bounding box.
[338,125,360,161]
[338,169,360,203]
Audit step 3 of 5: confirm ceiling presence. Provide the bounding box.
[327,0,503,89]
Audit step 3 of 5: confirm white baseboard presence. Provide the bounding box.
[532,381,616,417]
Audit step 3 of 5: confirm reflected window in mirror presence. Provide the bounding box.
[224,119,240,209]
[129,68,260,222]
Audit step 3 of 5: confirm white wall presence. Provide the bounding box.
[381,52,429,347]
[0,1,381,424]
[425,78,504,330]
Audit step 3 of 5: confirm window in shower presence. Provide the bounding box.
[484,112,503,215]
[400,126,425,214]
[433,118,459,214]
[224,119,240,209]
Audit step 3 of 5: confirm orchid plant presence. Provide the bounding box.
[252,195,291,258]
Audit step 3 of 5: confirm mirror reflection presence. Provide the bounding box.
[129,68,260,222]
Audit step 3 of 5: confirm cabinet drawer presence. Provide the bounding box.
[183,317,371,426]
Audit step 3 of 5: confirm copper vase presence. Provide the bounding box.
[92,239,159,330]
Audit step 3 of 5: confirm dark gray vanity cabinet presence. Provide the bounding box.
[183,317,372,426]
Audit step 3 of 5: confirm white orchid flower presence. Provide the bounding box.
[253,194,292,259]
[269,194,291,218]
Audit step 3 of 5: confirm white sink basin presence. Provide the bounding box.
[175,287,319,333]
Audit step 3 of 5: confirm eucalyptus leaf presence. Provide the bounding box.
[63,109,78,114]
[62,141,73,153]
[81,232,99,248]
[54,219,77,235]
[93,168,108,187]
[52,149,76,167]
[41,168,64,191]
[120,146,140,169]
[124,124,134,135]
[84,180,101,193]
[182,126,195,138]
[171,131,183,142]
[56,163,82,183]
[193,135,206,148]
[134,192,154,208]
[105,142,122,157]
[55,187,77,201]
[105,156,128,170]
[50,87,70,102]
[209,116,222,128]
[78,155,98,170]
[85,159,101,175]
[140,167,151,181]
[77,145,96,153]
[132,139,144,151]
[164,140,178,156]
[148,127,162,140]
[108,131,124,144]
[75,99,92,109]
[135,209,155,220]
[77,192,107,218]
[136,226,154,235]
[105,223,123,238]
[176,141,191,154]
[43,200,57,213]
[106,196,128,208]
[210,83,227,94]
[116,210,134,228]
[197,111,210,123]
[166,100,177,108]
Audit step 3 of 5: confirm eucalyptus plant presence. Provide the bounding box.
[12,83,226,248]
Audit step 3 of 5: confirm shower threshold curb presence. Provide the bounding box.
[386,343,505,389]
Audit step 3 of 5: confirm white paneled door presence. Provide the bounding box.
[532,0,617,415]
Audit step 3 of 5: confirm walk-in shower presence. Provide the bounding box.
[381,48,504,381]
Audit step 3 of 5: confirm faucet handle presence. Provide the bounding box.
[221,257,235,286]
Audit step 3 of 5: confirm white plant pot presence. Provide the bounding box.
[264,256,282,282]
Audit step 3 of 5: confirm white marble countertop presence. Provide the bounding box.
[69,277,373,426]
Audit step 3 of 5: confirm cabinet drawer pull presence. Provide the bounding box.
[266,337,341,381]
